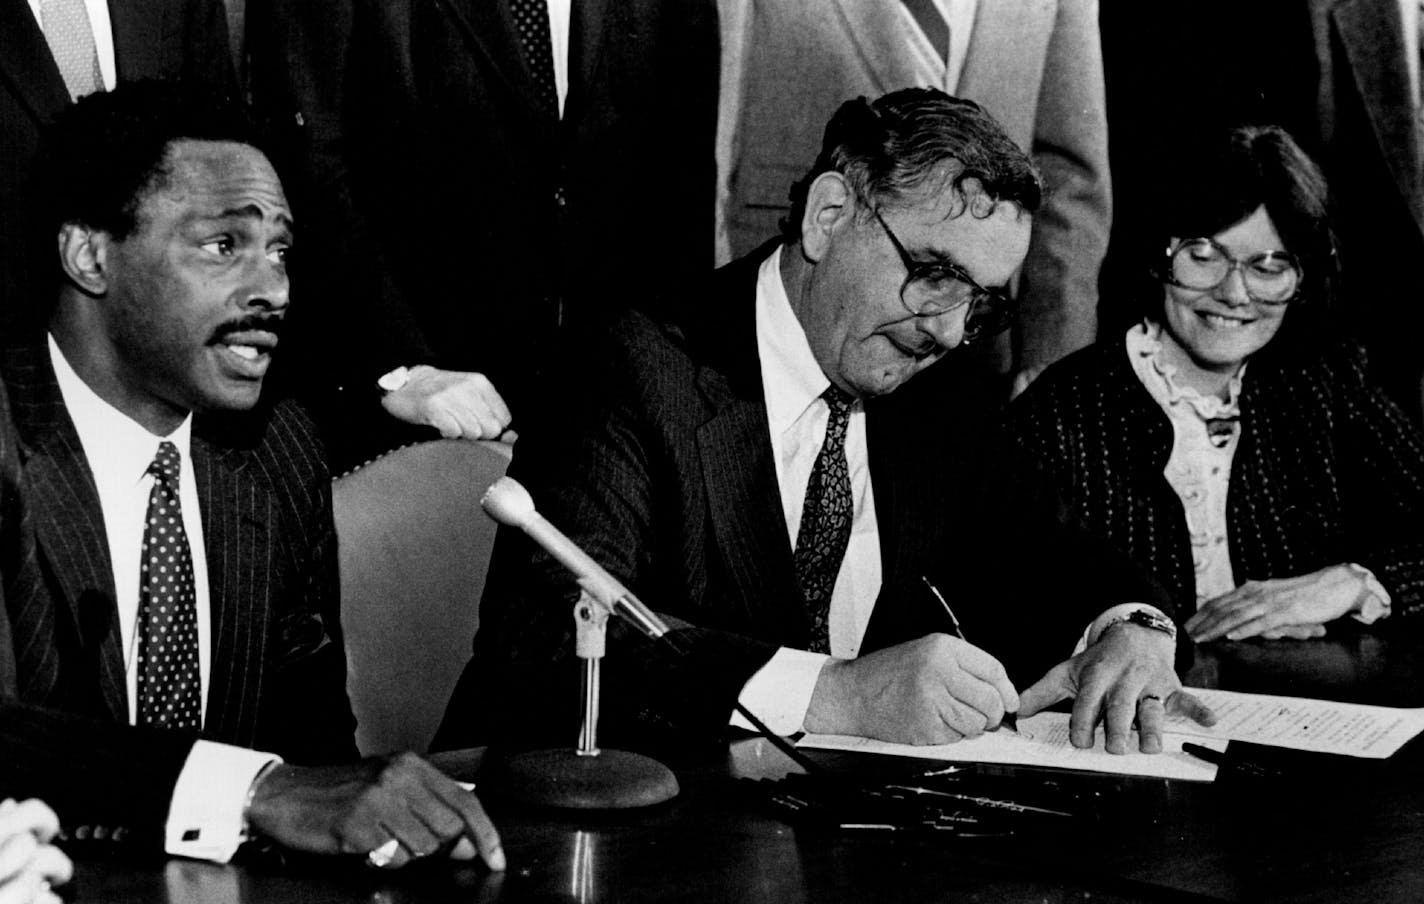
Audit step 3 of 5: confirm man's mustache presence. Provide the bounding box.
[211,315,284,343]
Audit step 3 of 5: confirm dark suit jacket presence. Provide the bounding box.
[0,338,357,849]
[1306,0,1424,417]
[1007,335,1424,624]
[0,0,234,327]
[246,0,719,465]
[435,244,1167,752]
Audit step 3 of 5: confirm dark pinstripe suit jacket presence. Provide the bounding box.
[0,338,356,846]
[436,244,1165,751]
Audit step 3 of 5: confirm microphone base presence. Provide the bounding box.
[492,748,680,809]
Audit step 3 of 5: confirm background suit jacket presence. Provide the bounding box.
[717,0,1111,379]
[435,243,1166,752]
[1306,0,1424,418]
[0,338,357,845]
[0,0,234,328]
[246,0,719,465]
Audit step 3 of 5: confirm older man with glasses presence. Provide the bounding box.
[437,87,1213,755]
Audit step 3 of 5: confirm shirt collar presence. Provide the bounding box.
[755,245,837,434]
[48,333,193,488]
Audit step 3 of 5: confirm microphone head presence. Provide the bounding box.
[481,476,537,528]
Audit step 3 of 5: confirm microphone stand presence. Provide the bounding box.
[494,581,680,809]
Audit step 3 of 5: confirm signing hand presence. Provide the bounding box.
[245,752,505,871]
[1185,565,1367,642]
[804,634,1020,745]
[1020,624,1215,754]
[0,799,72,904]
[380,366,516,442]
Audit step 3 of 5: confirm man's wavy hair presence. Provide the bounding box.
[781,87,1042,239]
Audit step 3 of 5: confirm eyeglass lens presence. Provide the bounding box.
[1170,239,1300,303]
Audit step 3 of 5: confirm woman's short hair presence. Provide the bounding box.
[1135,124,1338,357]
[781,87,1042,238]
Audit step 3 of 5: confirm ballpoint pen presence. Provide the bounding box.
[920,576,1018,732]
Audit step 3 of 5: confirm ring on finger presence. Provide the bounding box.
[1140,694,1163,703]
[365,838,401,869]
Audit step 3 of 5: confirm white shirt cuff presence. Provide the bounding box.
[730,647,830,735]
[1074,603,1173,655]
[165,740,281,862]
[1346,563,1392,624]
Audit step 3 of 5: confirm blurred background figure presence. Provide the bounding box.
[0,799,71,904]
[1010,125,1424,644]
[0,0,235,331]
[246,0,720,469]
[717,0,1111,397]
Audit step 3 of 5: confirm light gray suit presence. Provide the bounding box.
[716,0,1111,381]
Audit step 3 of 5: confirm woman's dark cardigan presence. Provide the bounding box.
[1006,337,1424,625]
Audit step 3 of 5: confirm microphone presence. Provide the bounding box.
[481,477,668,639]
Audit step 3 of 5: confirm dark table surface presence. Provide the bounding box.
[66,633,1424,903]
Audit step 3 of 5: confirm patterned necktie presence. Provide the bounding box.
[508,0,559,118]
[135,441,202,732]
[39,0,103,101]
[795,386,856,654]
[901,0,950,68]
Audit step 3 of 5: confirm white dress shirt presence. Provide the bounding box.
[733,247,882,733]
[546,0,572,117]
[25,0,117,94]
[49,336,277,863]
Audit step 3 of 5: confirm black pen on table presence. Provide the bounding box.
[920,576,1018,733]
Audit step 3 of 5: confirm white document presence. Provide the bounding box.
[1166,689,1424,758]
[799,712,1226,782]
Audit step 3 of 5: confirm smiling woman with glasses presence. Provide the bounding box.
[1007,124,1424,648]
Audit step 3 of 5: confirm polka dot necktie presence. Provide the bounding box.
[39,0,103,101]
[136,441,202,732]
[794,386,856,655]
[508,0,559,118]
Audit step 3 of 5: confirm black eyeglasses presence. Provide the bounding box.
[1164,237,1302,305]
[865,203,1017,344]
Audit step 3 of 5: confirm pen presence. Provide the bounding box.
[920,576,1018,733]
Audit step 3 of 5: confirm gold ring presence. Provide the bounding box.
[365,838,401,869]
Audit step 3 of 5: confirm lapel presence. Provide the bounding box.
[432,0,559,127]
[828,0,924,91]
[692,248,806,642]
[107,0,166,81]
[0,0,72,128]
[1328,0,1424,233]
[568,0,609,118]
[957,0,1055,142]
[190,422,271,741]
[2,342,126,722]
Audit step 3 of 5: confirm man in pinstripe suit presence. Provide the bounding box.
[0,82,504,873]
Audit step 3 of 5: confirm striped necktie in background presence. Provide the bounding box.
[901,0,951,75]
[40,0,102,100]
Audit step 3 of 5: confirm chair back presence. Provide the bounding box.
[333,439,512,755]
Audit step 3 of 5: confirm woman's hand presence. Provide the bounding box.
[1185,565,1369,642]
[0,799,72,904]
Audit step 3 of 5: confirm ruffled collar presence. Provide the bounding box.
[1126,320,1245,421]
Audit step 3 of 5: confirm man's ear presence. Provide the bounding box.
[799,172,855,264]
[57,223,111,295]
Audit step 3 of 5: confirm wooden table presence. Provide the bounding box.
[65,632,1424,903]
